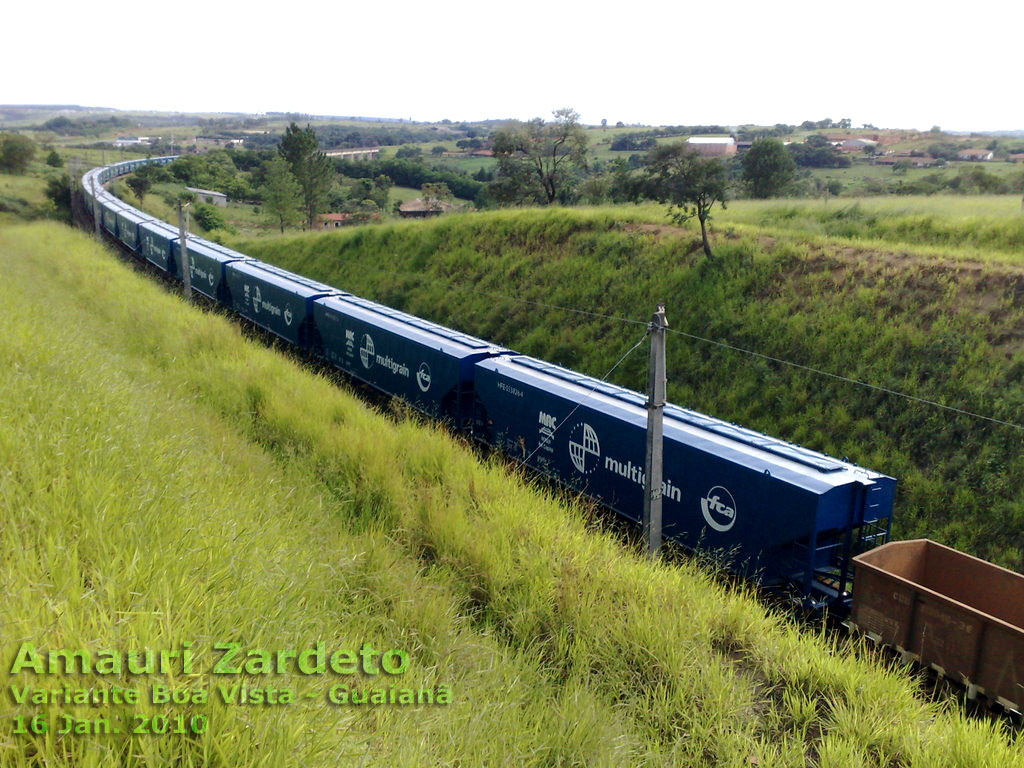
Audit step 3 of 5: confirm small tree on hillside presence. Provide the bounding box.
[644,143,728,259]
[126,174,152,204]
[46,150,64,168]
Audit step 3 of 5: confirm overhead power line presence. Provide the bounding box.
[427,279,1024,434]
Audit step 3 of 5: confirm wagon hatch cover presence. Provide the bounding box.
[511,356,847,473]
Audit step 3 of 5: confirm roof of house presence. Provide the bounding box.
[686,137,735,144]
[958,148,992,157]
[185,186,226,197]
[399,198,455,212]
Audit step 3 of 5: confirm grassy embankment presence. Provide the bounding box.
[718,196,1024,256]
[3,222,1023,766]
[237,206,1024,569]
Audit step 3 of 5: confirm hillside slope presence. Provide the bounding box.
[237,208,1024,569]
[3,222,1022,766]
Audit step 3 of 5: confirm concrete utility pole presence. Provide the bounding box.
[643,303,668,558]
[177,201,192,298]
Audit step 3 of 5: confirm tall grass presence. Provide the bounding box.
[2,222,1022,766]
[719,196,1024,255]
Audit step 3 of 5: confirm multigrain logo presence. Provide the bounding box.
[568,423,601,474]
[360,334,375,369]
[253,286,262,314]
[284,307,293,326]
[701,487,737,532]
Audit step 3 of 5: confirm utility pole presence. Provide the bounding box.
[178,201,192,298]
[642,303,668,558]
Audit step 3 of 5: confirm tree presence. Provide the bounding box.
[643,143,728,259]
[601,118,607,130]
[126,174,152,204]
[395,145,423,160]
[742,138,796,198]
[191,202,228,232]
[430,145,447,156]
[46,150,63,168]
[261,156,302,233]
[491,107,589,204]
[278,122,333,229]
[0,133,36,174]
[420,182,453,212]
[44,174,71,220]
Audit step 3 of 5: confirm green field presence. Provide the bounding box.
[2,221,1022,766]
[716,195,1024,258]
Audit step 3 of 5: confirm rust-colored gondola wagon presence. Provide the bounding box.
[852,539,1024,710]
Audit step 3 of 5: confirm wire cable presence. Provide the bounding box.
[418,275,1024,434]
[517,329,651,467]
[664,326,1024,432]
[470,287,648,326]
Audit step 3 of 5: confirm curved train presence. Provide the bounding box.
[79,158,1022,711]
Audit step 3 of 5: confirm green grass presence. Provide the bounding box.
[2,220,1023,766]
[717,196,1024,256]
[799,161,1024,196]
[235,206,1024,570]
[389,185,422,204]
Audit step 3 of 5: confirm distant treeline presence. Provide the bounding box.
[243,123,482,151]
[333,158,484,202]
[34,115,133,136]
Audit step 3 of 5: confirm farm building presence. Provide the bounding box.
[685,137,737,157]
[324,147,381,161]
[312,213,379,229]
[398,198,455,218]
[839,138,879,152]
[957,148,995,161]
[874,156,938,168]
[186,187,228,207]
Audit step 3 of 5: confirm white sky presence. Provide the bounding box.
[5,1,1020,132]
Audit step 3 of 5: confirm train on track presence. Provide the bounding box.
[79,157,1022,711]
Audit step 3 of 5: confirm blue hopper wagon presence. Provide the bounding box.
[176,236,249,303]
[224,261,340,348]
[472,355,895,607]
[313,295,507,424]
[139,220,181,276]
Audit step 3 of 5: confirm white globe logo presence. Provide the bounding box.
[359,334,375,368]
[568,423,601,474]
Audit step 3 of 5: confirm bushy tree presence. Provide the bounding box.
[643,143,728,259]
[0,133,37,174]
[46,150,63,168]
[395,145,423,160]
[491,108,588,204]
[44,174,71,219]
[742,138,796,198]
[191,202,228,232]
[420,182,453,211]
